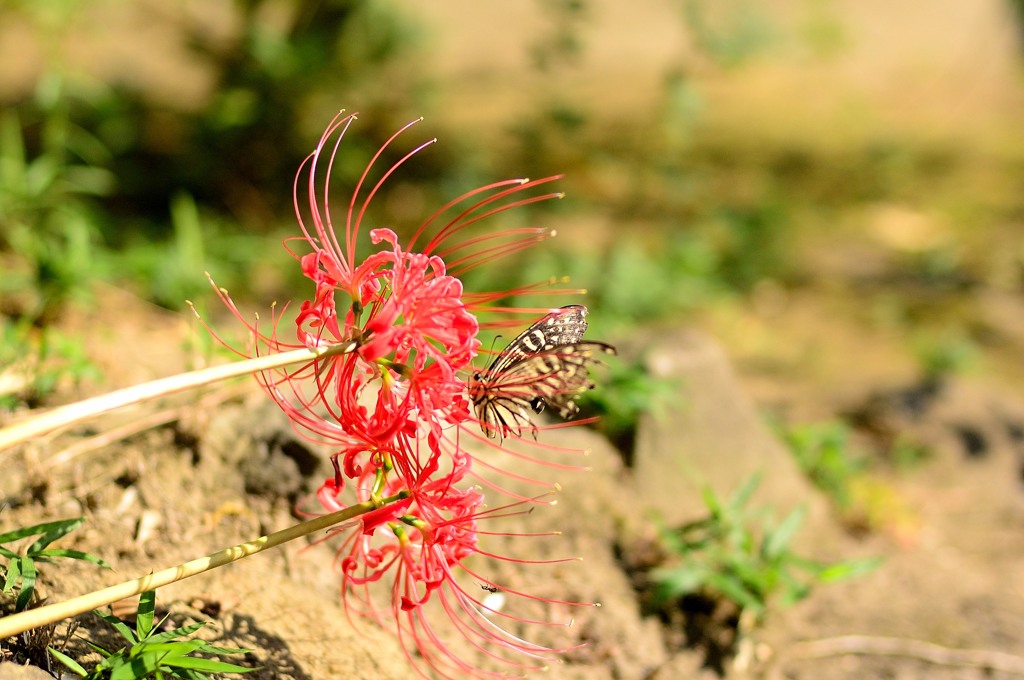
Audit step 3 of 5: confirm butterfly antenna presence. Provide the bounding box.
[474,333,504,371]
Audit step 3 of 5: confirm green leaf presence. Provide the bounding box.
[49,647,89,676]
[649,471,878,626]
[136,640,208,657]
[3,555,23,593]
[84,639,116,659]
[94,653,126,672]
[163,655,255,673]
[728,557,772,599]
[651,564,706,602]
[199,644,253,655]
[728,472,761,514]
[0,517,83,545]
[782,553,827,576]
[700,485,723,518]
[659,519,707,554]
[146,621,207,643]
[25,517,86,553]
[763,506,805,560]
[95,610,139,644]
[110,655,160,680]
[177,671,214,680]
[706,572,762,613]
[135,590,156,640]
[15,555,37,611]
[777,570,813,605]
[35,547,112,569]
[817,556,882,582]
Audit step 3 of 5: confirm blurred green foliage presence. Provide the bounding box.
[491,231,727,335]
[7,0,428,222]
[0,317,101,410]
[0,0,906,322]
[0,0,1019,408]
[779,419,865,512]
[777,417,930,534]
[680,0,776,66]
[577,353,680,460]
[912,328,980,383]
[0,0,434,322]
[0,77,114,322]
[649,474,878,626]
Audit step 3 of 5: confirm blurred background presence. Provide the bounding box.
[2,0,1023,392]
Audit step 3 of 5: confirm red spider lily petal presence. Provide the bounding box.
[357,228,480,372]
[294,111,435,297]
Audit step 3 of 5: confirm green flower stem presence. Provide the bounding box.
[0,491,408,639]
[0,342,356,454]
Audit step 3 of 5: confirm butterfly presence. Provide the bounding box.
[469,305,616,441]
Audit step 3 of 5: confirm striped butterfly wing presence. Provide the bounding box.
[470,305,616,440]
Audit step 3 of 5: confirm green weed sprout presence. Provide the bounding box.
[913,330,979,384]
[0,85,114,323]
[780,420,865,512]
[577,353,680,460]
[0,317,102,409]
[1,517,111,612]
[49,590,254,679]
[651,474,878,626]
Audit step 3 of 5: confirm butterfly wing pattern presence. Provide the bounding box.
[469,305,616,441]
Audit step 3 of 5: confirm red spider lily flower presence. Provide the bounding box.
[206,110,599,678]
[277,111,584,473]
[317,472,589,679]
[280,114,547,446]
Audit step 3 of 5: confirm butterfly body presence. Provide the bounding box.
[469,305,615,441]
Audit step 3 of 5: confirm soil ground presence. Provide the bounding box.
[1,273,1024,680]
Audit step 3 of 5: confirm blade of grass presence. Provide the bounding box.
[135,590,155,640]
[28,517,87,553]
[0,518,84,545]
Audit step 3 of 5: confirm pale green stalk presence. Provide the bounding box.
[0,342,355,454]
[0,492,405,639]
